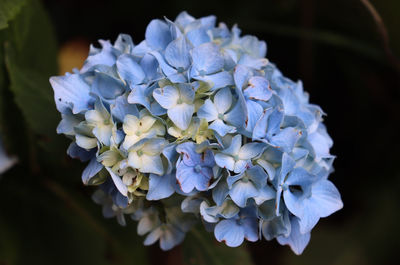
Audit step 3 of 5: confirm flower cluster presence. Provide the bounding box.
[50,12,342,254]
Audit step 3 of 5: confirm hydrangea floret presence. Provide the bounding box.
[50,11,342,254]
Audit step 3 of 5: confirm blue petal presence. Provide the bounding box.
[116,54,145,85]
[214,87,233,114]
[145,19,172,50]
[186,28,211,47]
[197,99,218,121]
[225,89,247,128]
[111,95,139,123]
[165,37,190,69]
[270,127,302,153]
[277,217,310,255]
[209,119,236,137]
[246,165,268,189]
[67,142,96,162]
[215,153,235,171]
[242,217,259,242]
[176,163,212,193]
[245,100,263,132]
[168,103,194,130]
[191,43,224,75]
[176,142,201,166]
[213,180,230,206]
[105,167,128,197]
[233,64,251,89]
[147,172,176,200]
[238,54,268,70]
[244,76,272,101]
[159,225,185,251]
[81,157,103,184]
[92,72,126,100]
[50,74,93,114]
[81,40,118,72]
[153,85,179,109]
[229,181,259,207]
[114,34,134,53]
[193,71,234,91]
[214,219,244,247]
[238,142,265,160]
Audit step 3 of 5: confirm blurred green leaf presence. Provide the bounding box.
[0,0,27,30]
[182,228,255,265]
[3,0,65,156]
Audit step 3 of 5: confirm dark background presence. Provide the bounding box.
[1,0,399,264]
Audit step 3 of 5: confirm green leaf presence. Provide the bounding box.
[182,228,255,265]
[0,0,27,30]
[3,0,65,156]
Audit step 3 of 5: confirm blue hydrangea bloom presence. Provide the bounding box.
[50,11,342,254]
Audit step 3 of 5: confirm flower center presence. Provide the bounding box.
[233,155,239,161]
[281,183,288,191]
[135,131,141,136]
[242,175,249,183]
[103,119,110,125]
[177,67,185,73]
[137,150,143,157]
[218,113,225,120]
[177,98,183,104]
[199,70,206,76]
[194,164,202,173]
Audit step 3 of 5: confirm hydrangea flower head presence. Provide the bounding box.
[50,11,342,254]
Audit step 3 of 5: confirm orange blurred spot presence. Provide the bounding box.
[58,38,90,75]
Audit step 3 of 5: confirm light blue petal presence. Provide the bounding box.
[229,181,259,207]
[159,225,185,251]
[242,217,259,242]
[214,219,244,247]
[147,172,176,200]
[213,180,230,206]
[176,142,201,167]
[67,142,96,162]
[145,19,172,50]
[165,37,190,69]
[168,103,194,130]
[239,142,265,160]
[194,71,234,91]
[177,83,195,103]
[245,100,263,132]
[223,134,242,156]
[81,157,103,184]
[261,209,291,240]
[238,54,268,69]
[105,167,128,197]
[247,165,268,189]
[244,76,272,101]
[233,64,251,89]
[50,74,92,114]
[111,95,139,123]
[92,72,126,100]
[81,40,118,72]
[254,185,276,205]
[153,85,179,109]
[209,119,236,137]
[140,53,159,80]
[176,163,212,193]
[270,127,302,153]
[277,217,310,255]
[215,153,235,171]
[186,28,211,47]
[116,54,145,85]
[197,99,218,121]
[311,180,343,218]
[191,43,224,75]
[224,89,247,128]
[214,87,233,114]
[114,34,134,53]
[128,84,151,110]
